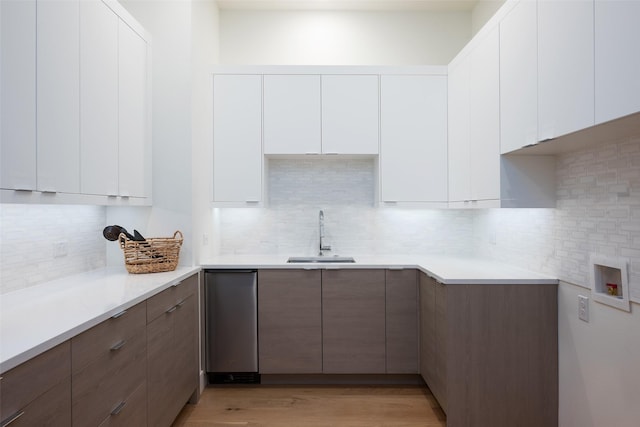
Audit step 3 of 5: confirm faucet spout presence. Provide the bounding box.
[319,210,331,256]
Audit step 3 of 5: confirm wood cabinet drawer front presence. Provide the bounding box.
[71,301,146,374]
[72,328,147,427]
[97,382,146,427]
[0,341,70,421]
[146,275,197,323]
[0,377,71,427]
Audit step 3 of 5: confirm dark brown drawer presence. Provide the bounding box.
[0,341,70,423]
[146,275,197,323]
[71,301,146,374]
[72,328,147,427]
[97,382,146,427]
[0,376,71,427]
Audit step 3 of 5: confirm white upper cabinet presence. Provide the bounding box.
[538,0,594,140]
[37,0,80,194]
[447,53,471,204]
[448,26,503,207]
[469,26,500,202]
[595,0,640,124]
[1,0,37,191]
[499,0,538,154]
[263,75,321,155]
[321,75,379,155]
[380,75,447,204]
[118,20,148,198]
[213,75,263,204]
[80,0,119,196]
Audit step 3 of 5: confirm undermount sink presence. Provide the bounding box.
[287,256,356,263]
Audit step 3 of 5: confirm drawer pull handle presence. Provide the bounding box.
[176,300,186,308]
[110,340,126,351]
[172,281,182,288]
[111,310,127,319]
[1,410,25,427]
[111,401,127,416]
[166,305,178,314]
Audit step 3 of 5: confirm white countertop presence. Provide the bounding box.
[1,255,557,374]
[0,266,200,373]
[201,254,558,285]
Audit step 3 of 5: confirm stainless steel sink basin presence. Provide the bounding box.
[287,256,356,263]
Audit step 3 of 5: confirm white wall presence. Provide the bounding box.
[219,9,471,65]
[191,0,220,265]
[115,0,198,266]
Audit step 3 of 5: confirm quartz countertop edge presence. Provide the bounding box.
[0,266,200,374]
[200,255,558,285]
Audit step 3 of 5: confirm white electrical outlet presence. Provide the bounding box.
[578,295,589,322]
[53,241,68,258]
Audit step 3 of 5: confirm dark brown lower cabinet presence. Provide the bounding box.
[258,269,323,374]
[147,274,199,427]
[0,342,71,427]
[385,269,419,374]
[322,269,386,374]
[419,272,558,427]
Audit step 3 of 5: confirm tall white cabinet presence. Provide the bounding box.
[1,0,151,204]
[37,0,81,194]
[80,0,119,197]
[1,0,37,191]
[499,0,537,154]
[380,75,447,205]
[213,75,263,204]
[118,20,149,198]
[448,26,500,206]
[538,0,594,141]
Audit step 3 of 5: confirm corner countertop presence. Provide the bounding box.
[200,254,558,285]
[0,266,200,374]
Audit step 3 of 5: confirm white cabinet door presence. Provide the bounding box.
[538,0,594,140]
[118,20,148,198]
[80,0,119,196]
[380,75,447,203]
[499,0,538,154]
[263,75,321,155]
[595,0,640,124]
[321,75,379,155]
[469,26,500,202]
[37,0,80,194]
[447,55,471,203]
[1,0,36,190]
[213,75,263,203]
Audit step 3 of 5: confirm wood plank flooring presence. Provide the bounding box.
[172,385,446,427]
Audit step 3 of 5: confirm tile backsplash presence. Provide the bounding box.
[0,204,106,294]
[474,135,640,302]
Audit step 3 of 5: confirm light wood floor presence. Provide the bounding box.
[172,384,446,427]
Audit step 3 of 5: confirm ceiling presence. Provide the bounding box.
[216,0,480,11]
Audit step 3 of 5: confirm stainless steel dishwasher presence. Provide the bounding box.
[204,269,260,384]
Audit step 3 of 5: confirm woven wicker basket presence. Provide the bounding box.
[119,230,183,274]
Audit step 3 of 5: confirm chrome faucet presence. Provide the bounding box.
[319,210,331,256]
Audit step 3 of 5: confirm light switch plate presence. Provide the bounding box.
[578,295,589,322]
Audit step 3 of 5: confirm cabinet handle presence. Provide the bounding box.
[110,340,126,351]
[1,410,25,427]
[245,200,260,204]
[172,281,182,288]
[176,300,186,308]
[166,305,178,314]
[110,401,127,416]
[324,152,339,155]
[305,152,320,155]
[111,310,127,319]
